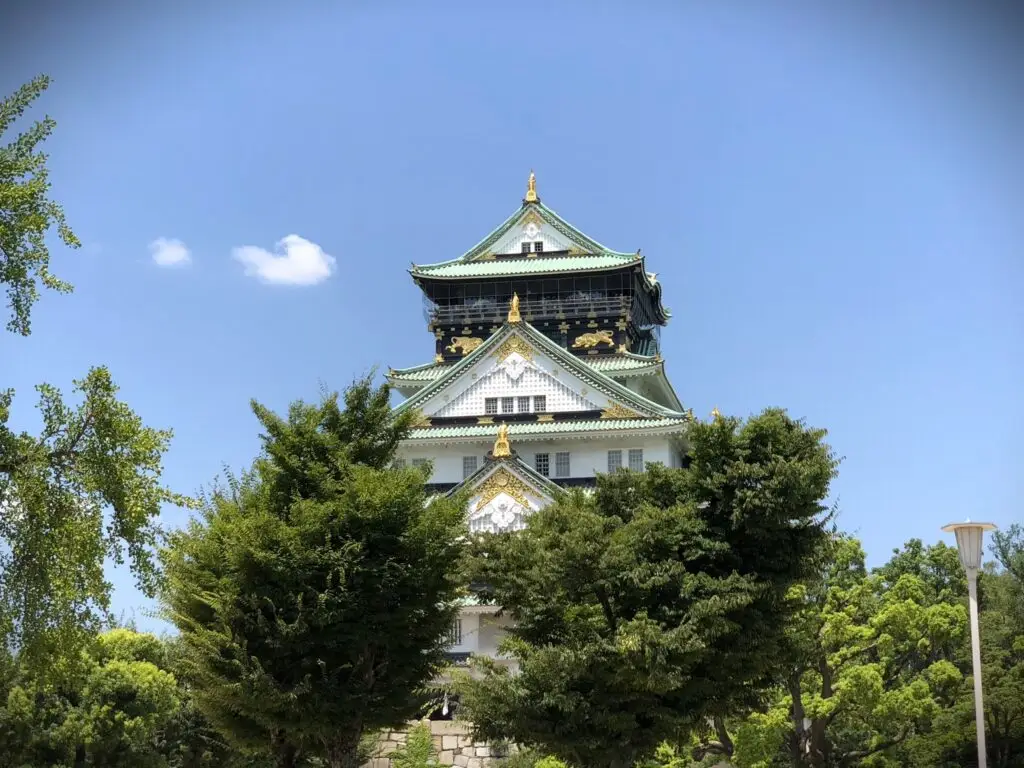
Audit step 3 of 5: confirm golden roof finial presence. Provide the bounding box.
[525,170,538,203]
[507,292,521,323]
[492,423,512,457]
[711,407,722,419]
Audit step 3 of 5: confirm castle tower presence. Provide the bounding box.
[386,173,691,669]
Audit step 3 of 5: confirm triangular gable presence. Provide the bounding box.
[415,201,636,268]
[452,455,562,534]
[392,321,685,422]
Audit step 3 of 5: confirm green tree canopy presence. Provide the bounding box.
[0,367,191,668]
[457,409,838,768]
[0,74,79,336]
[161,378,467,768]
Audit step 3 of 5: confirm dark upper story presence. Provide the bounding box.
[409,174,670,363]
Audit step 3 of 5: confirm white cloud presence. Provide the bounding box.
[231,235,336,286]
[149,237,191,267]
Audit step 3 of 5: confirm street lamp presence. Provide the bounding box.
[942,519,997,768]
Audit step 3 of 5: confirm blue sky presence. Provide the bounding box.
[1,2,1021,630]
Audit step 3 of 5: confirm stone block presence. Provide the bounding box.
[439,751,455,765]
[462,747,475,757]
[381,742,399,755]
[372,759,390,768]
[442,735,460,750]
[391,732,407,742]
[467,758,482,768]
[454,755,470,767]
[476,746,491,757]
[432,720,471,736]
[458,736,473,748]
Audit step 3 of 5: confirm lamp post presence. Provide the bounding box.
[942,520,997,768]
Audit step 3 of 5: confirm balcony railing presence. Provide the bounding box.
[424,294,631,326]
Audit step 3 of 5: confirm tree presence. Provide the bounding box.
[457,409,838,768]
[727,538,968,768]
[161,378,467,768]
[0,367,191,668]
[0,74,80,336]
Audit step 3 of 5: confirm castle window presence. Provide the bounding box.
[393,458,406,469]
[555,452,570,478]
[607,450,622,472]
[485,398,498,415]
[463,456,478,479]
[501,397,514,414]
[448,619,462,645]
[534,241,544,253]
[533,395,547,412]
[521,242,531,254]
[628,449,644,472]
[517,396,531,412]
[412,458,429,468]
[535,453,550,476]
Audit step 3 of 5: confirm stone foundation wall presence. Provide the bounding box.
[366,719,504,768]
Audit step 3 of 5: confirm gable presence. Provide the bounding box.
[461,460,557,534]
[431,350,601,418]
[416,337,638,419]
[483,207,583,257]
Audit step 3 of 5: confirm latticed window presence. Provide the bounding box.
[607,450,622,472]
[533,395,547,412]
[521,242,530,254]
[412,458,429,468]
[535,453,550,476]
[448,619,462,646]
[517,396,531,412]
[534,241,544,252]
[485,398,498,415]
[501,397,514,414]
[463,456,478,479]
[393,458,406,469]
[555,452,570,478]
[628,449,644,472]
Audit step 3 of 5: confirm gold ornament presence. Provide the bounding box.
[474,468,531,510]
[507,292,521,324]
[525,170,538,202]
[571,329,615,349]
[600,403,643,420]
[494,335,533,361]
[446,336,483,355]
[492,423,512,457]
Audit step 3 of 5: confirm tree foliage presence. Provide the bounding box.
[0,367,191,667]
[161,378,467,768]
[457,409,838,768]
[0,74,80,336]
[0,628,272,767]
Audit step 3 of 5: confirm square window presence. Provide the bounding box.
[521,242,531,254]
[485,398,498,415]
[607,450,622,472]
[501,397,514,414]
[393,458,406,469]
[534,241,544,252]
[535,453,550,476]
[555,452,570,478]
[517,396,531,412]
[412,458,429,468]
[463,455,478,479]
[628,449,644,472]
[533,395,547,412]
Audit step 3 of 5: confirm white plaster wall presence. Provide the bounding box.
[491,219,576,256]
[399,436,682,485]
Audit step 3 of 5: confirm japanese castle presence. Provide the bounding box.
[386,173,691,668]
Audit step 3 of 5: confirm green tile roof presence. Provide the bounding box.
[411,253,637,279]
[388,353,661,384]
[405,417,690,441]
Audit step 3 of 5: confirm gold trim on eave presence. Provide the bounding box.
[600,403,644,419]
[507,292,521,323]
